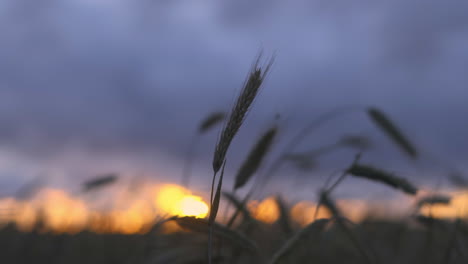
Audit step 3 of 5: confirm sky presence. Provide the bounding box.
[0,0,467,199]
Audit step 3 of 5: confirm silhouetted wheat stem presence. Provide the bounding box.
[313,153,362,221]
[254,106,363,195]
[208,54,273,264]
[319,191,375,264]
[226,190,253,228]
[255,105,419,197]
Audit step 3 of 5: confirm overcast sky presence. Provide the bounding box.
[0,0,467,198]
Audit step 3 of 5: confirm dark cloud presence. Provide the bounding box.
[0,0,467,192]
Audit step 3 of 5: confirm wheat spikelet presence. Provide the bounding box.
[234,126,277,191]
[212,55,274,173]
[208,54,273,264]
[416,194,451,208]
[198,111,226,134]
[347,164,418,195]
[82,173,118,192]
[367,107,417,159]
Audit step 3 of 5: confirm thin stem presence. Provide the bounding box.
[313,153,362,221]
[181,133,199,188]
[210,171,218,205]
[226,190,253,228]
[255,106,363,195]
[208,170,218,264]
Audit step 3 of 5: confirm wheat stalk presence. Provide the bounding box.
[209,161,226,225]
[208,53,273,264]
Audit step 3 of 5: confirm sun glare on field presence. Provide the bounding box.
[155,184,208,218]
[420,191,468,219]
[249,197,280,224]
[0,183,210,234]
[3,181,468,234]
[179,196,209,218]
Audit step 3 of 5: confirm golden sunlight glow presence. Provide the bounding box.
[291,201,331,226]
[249,197,280,224]
[3,183,468,234]
[0,183,209,234]
[155,184,208,218]
[178,196,209,218]
[35,189,89,234]
[420,191,468,219]
[155,184,187,214]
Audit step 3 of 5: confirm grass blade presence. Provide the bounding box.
[208,161,225,264]
[209,162,226,225]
